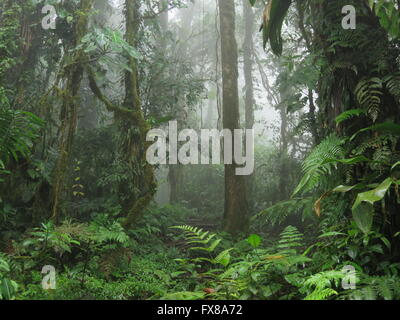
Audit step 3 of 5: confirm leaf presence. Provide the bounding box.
[313,183,362,217]
[332,185,357,193]
[208,239,222,252]
[352,178,393,210]
[264,255,284,260]
[329,156,371,165]
[213,249,232,267]
[0,260,10,273]
[0,278,17,300]
[247,234,262,248]
[261,0,292,55]
[314,191,331,217]
[391,161,400,170]
[351,122,400,141]
[335,109,365,126]
[318,231,346,238]
[352,202,374,234]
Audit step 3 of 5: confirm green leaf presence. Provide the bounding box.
[213,249,232,267]
[318,231,346,238]
[352,202,374,234]
[0,278,17,300]
[247,234,262,248]
[351,122,400,141]
[352,178,393,210]
[332,185,357,193]
[391,161,400,170]
[261,0,292,55]
[0,259,10,273]
[335,109,365,126]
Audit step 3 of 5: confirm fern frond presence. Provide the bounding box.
[304,288,338,300]
[355,77,383,122]
[383,72,400,103]
[170,225,222,253]
[293,134,345,196]
[335,109,365,126]
[276,226,304,253]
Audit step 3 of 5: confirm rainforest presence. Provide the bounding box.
[1,0,400,301]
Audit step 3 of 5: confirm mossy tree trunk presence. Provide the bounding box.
[219,0,248,234]
[120,0,156,229]
[50,0,94,224]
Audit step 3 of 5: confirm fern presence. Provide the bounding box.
[383,72,400,102]
[90,221,129,244]
[335,109,365,126]
[304,288,338,300]
[254,198,314,226]
[0,107,43,164]
[170,225,232,268]
[293,134,345,196]
[355,77,383,122]
[171,225,222,254]
[303,270,344,300]
[276,225,304,252]
[348,275,400,300]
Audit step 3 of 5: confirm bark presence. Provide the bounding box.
[243,0,255,132]
[243,0,255,212]
[219,0,248,234]
[308,89,319,145]
[278,103,288,201]
[50,0,93,223]
[87,1,156,228]
[121,0,156,229]
[167,2,194,203]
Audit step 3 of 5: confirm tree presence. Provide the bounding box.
[242,0,255,210]
[218,0,248,234]
[50,0,94,223]
[112,0,157,228]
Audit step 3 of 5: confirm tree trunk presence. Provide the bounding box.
[219,0,248,234]
[167,2,195,204]
[121,0,156,228]
[278,103,288,201]
[243,0,255,212]
[50,0,94,223]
